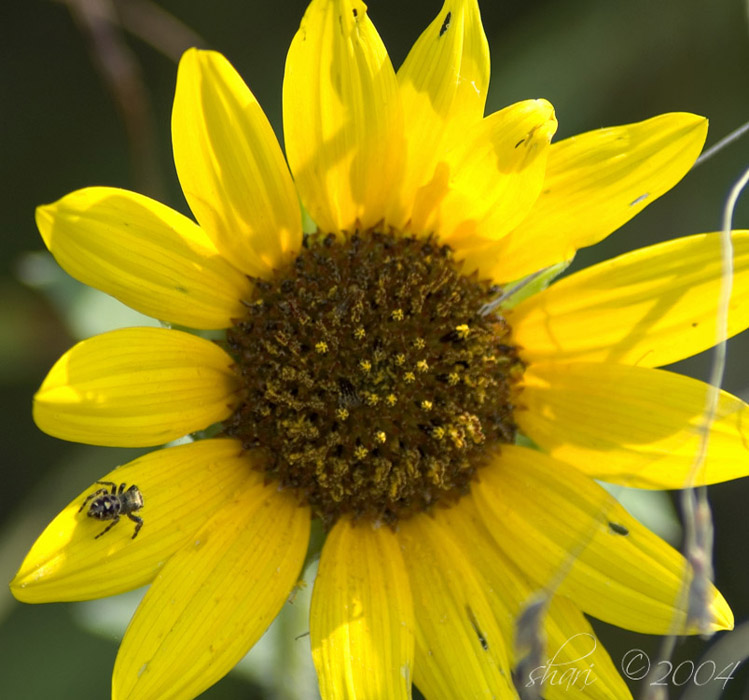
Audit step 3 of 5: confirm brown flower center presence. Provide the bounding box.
[224,231,524,527]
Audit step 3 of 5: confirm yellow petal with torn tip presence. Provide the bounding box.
[34,327,237,447]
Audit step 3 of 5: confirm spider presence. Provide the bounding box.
[78,481,144,539]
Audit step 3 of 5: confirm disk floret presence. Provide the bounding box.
[225,231,524,525]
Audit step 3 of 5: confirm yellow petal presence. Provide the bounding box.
[33,327,238,447]
[392,0,489,227]
[172,49,301,277]
[473,445,733,634]
[399,514,515,699]
[440,501,632,699]
[534,596,633,700]
[10,439,252,602]
[519,361,749,489]
[474,112,708,283]
[512,231,749,367]
[36,187,252,330]
[112,482,310,700]
[435,502,516,634]
[311,518,414,700]
[283,0,403,232]
[412,99,557,246]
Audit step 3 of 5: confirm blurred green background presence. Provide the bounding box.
[2,0,749,698]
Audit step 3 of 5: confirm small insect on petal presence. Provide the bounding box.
[608,521,629,536]
[79,481,144,539]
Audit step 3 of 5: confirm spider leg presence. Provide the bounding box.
[127,513,143,539]
[94,515,120,538]
[78,488,108,513]
[94,480,118,492]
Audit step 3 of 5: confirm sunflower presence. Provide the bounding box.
[11,0,749,698]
